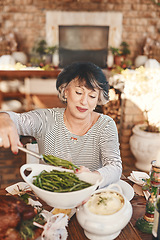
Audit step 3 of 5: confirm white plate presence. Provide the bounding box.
[115,179,134,201]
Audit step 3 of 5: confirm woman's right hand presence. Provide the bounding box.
[0,113,22,153]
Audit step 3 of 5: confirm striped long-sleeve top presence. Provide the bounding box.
[7,108,122,187]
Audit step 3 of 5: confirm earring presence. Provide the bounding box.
[63,96,67,103]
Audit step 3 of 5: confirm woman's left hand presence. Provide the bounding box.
[75,166,101,175]
[75,166,100,206]
[75,165,91,173]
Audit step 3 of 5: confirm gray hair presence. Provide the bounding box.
[58,79,109,105]
[56,62,110,106]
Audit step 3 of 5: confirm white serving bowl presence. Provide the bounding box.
[76,187,132,240]
[20,164,103,209]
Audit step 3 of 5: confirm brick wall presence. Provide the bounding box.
[1,0,160,62]
[0,148,26,188]
[0,136,35,188]
[119,93,146,169]
[0,0,160,184]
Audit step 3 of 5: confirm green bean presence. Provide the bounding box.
[33,169,92,192]
[43,155,79,170]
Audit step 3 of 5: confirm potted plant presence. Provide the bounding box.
[45,45,59,66]
[30,39,47,66]
[33,39,47,56]
[110,41,131,66]
[121,66,160,171]
[120,41,130,56]
[110,46,123,66]
[30,40,57,66]
[130,120,160,172]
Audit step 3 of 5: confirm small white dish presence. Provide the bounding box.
[104,180,134,201]
[76,187,132,240]
[115,179,134,201]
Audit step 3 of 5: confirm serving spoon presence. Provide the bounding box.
[0,137,78,169]
[0,136,43,160]
[18,146,44,160]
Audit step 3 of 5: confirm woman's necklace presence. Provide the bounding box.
[70,136,78,143]
[64,113,95,143]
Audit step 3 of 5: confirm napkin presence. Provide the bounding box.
[128,171,149,186]
[128,171,150,200]
[35,211,68,240]
[5,182,31,195]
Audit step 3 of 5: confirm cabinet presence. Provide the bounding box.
[0,70,63,110]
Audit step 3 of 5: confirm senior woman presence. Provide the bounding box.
[0,62,122,187]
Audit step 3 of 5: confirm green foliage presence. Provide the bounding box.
[20,210,45,240]
[45,46,57,54]
[142,177,158,195]
[110,41,131,56]
[33,40,47,55]
[111,65,124,74]
[32,39,57,56]
[110,47,122,56]
[120,41,131,55]
[30,39,58,66]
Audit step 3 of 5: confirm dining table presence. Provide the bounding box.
[0,177,153,240]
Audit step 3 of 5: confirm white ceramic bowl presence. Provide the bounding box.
[20,164,103,209]
[76,187,132,240]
